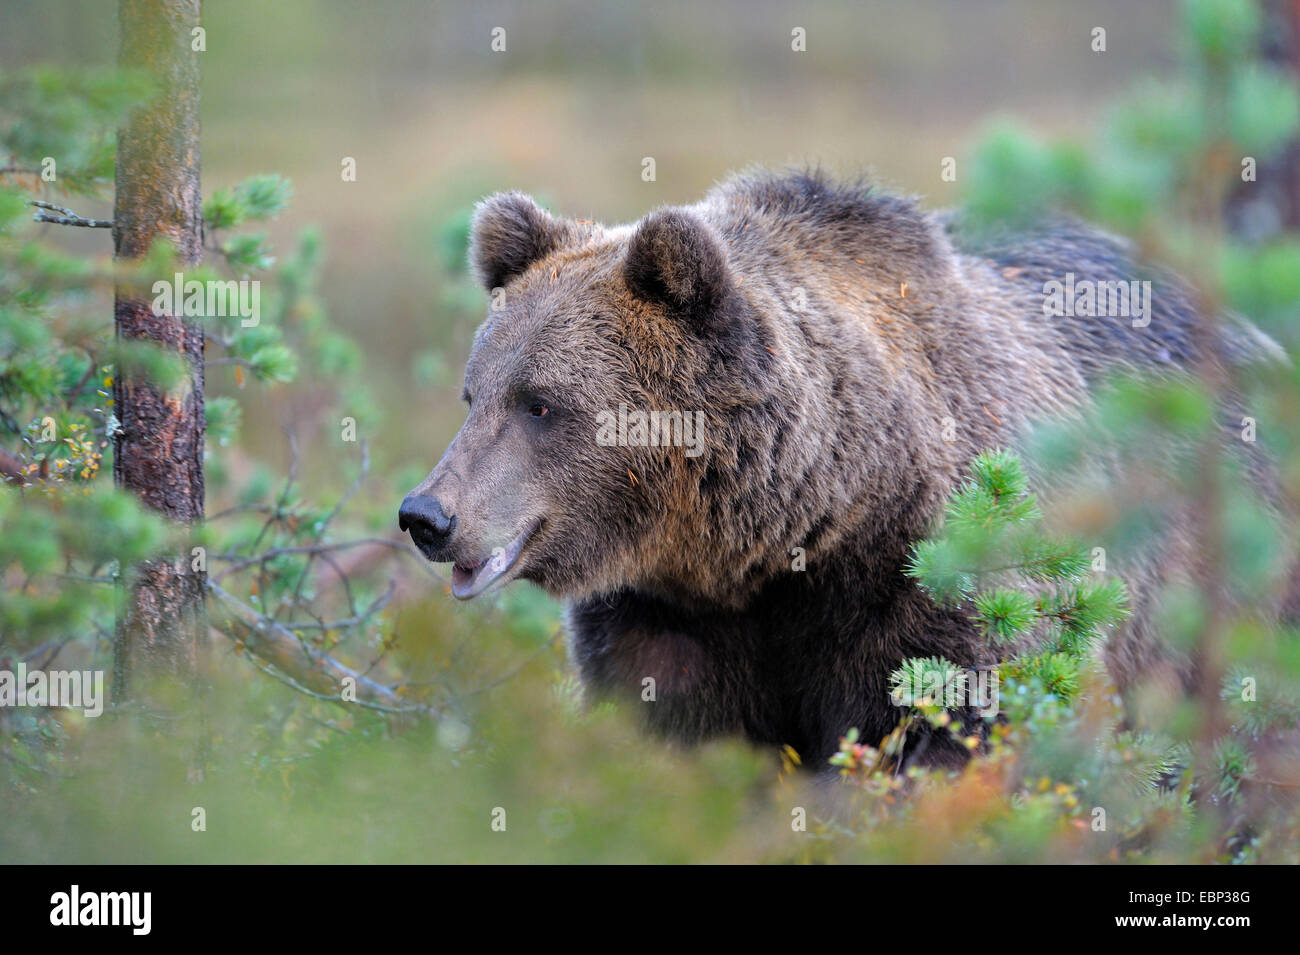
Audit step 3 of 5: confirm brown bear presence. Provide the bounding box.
[399,168,1285,767]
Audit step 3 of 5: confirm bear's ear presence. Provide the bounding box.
[624,209,731,323]
[469,192,567,291]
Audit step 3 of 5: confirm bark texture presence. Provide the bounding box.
[112,0,206,690]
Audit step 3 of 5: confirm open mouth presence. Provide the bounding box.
[450,519,540,600]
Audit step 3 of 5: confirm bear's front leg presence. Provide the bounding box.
[565,592,780,748]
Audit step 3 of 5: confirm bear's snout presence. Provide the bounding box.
[398,493,456,559]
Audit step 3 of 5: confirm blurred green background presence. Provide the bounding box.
[10,0,1296,864]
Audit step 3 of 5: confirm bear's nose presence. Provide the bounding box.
[399,493,455,556]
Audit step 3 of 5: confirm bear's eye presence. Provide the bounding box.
[528,402,549,418]
[461,389,472,407]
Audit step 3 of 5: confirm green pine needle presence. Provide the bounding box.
[973,588,1039,643]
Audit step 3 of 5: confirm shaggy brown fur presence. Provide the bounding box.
[400,168,1287,767]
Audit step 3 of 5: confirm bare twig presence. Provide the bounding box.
[206,578,429,715]
[210,537,444,583]
[203,356,255,368]
[280,582,395,633]
[30,200,113,229]
[24,636,73,670]
[319,440,369,535]
[246,428,299,558]
[207,502,276,521]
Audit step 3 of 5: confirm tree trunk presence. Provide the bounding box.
[1226,0,1300,239]
[112,0,205,695]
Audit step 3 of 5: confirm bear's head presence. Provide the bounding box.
[399,192,771,604]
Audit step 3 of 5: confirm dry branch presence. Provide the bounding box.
[206,579,428,714]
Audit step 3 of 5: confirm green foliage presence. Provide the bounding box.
[824,0,1300,863]
[205,395,242,447]
[974,588,1039,644]
[0,485,167,638]
[957,0,1299,244]
[0,67,382,794]
[904,449,1125,654]
[1183,0,1261,68]
[1009,651,1082,701]
[889,656,967,708]
[835,439,1280,860]
[203,174,291,230]
[0,68,156,196]
[5,2,1300,865]
[900,448,1129,683]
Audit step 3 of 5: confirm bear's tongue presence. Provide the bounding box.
[450,524,533,600]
